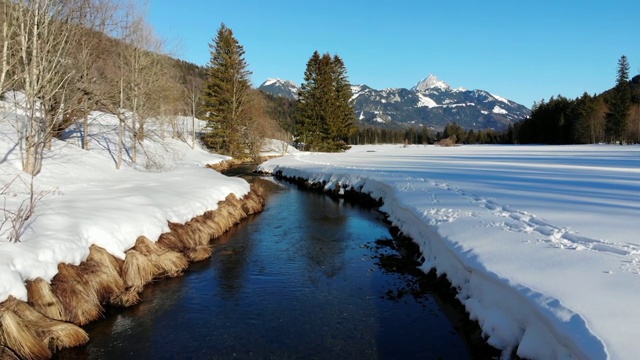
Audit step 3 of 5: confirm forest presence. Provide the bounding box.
[514,71,640,145]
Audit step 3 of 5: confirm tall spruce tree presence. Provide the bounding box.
[202,23,252,157]
[605,55,631,143]
[330,55,358,150]
[295,51,356,151]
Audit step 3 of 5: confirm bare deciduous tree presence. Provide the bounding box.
[184,76,204,148]
[0,0,16,95]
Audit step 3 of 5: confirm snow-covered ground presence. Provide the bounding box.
[0,93,250,303]
[258,144,640,360]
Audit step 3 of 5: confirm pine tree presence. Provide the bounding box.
[295,51,322,150]
[202,23,252,157]
[605,55,631,144]
[329,55,357,150]
[295,51,356,151]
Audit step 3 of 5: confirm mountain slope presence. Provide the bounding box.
[352,75,530,131]
[257,78,298,100]
[259,74,530,131]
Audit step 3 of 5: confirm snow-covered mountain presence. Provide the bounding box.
[411,74,455,92]
[258,78,298,100]
[259,74,530,131]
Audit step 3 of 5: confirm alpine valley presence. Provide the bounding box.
[258,75,531,131]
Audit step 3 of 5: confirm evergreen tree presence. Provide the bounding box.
[202,23,253,157]
[605,55,631,143]
[329,55,357,150]
[295,51,356,151]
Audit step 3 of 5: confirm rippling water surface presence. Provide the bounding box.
[57,178,473,359]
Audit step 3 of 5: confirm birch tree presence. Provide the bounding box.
[11,0,81,175]
[0,0,16,95]
[185,76,203,148]
[115,3,178,166]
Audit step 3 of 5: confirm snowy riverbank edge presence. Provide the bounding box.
[257,159,608,360]
[0,181,265,359]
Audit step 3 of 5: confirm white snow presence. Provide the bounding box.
[416,93,439,108]
[491,92,511,105]
[260,138,299,157]
[493,105,508,114]
[262,78,280,87]
[262,78,297,87]
[0,94,250,302]
[258,144,640,359]
[412,74,451,92]
[444,102,475,108]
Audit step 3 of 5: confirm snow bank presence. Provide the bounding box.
[0,100,249,303]
[258,144,640,359]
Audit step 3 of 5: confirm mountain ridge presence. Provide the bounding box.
[258,76,530,131]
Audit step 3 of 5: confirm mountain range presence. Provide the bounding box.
[258,75,530,131]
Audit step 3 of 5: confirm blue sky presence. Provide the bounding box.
[147,1,640,108]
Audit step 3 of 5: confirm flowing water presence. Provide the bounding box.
[56,172,488,359]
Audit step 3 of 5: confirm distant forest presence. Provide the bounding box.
[513,73,640,145]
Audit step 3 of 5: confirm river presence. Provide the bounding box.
[56,172,491,359]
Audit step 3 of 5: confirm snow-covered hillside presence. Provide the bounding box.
[0,93,250,301]
[258,144,640,359]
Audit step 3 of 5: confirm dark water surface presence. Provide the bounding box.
[57,176,475,359]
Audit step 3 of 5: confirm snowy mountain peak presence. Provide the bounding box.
[261,78,297,88]
[258,78,299,100]
[412,74,450,92]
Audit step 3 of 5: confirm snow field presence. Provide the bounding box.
[258,144,640,359]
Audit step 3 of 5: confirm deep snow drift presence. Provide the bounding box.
[258,144,640,360]
[0,93,253,304]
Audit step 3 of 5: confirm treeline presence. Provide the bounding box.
[351,123,509,145]
[514,56,640,145]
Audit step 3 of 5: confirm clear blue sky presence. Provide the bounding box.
[147,0,640,108]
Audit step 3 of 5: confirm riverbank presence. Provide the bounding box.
[0,98,266,358]
[258,144,640,359]
[0,184,264,359]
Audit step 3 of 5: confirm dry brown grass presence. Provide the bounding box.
[122,249,157,290]
[185,218,215,246]
[25,278,65,321]
[133,236,165,257]
[241,185,265,215]
[0,296,89,359]
[132,236,188,277]
[205,159,242,172]
[110,289,141,307]
[0,343,21,360]
[82,245,125,304]
[155,251,189,277]
[0,307,50,360]
[198,211,225,237]
[185,245,213,262]
[51,263,102,325]
[157,231,188,253]
[5,297,89,352]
